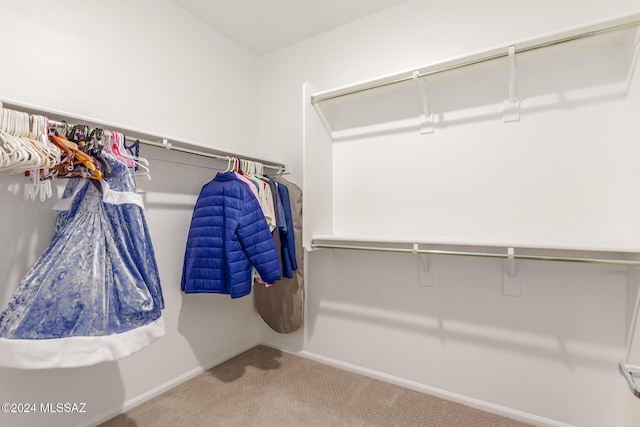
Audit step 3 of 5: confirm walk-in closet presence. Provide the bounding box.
[1,1,640,426]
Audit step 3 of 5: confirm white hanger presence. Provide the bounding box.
[18,112,46,170]
[32,115,54,201]
[9,112,49,201]
[0,109,29,170]
[121,133,151,180]
[105,131,151,180]
[0,111,53,201]
[0,108,9,168]
[13,110,39,169]
[36,115,61,168]
[223,156,232,172]
[0,109,22,167]
[6,111,44,173]
[128,138,151,181]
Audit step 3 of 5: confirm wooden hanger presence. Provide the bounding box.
[48,132,103,180]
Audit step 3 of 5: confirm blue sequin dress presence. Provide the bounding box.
[0,154,165,369]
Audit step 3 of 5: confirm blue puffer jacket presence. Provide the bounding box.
[181,172,281,298]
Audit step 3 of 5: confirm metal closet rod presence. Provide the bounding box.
[311,19,640,104]
[132,139,283,171]
[310,242,640,267]
[45,118,284,171]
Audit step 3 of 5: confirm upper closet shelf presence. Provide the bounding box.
[1,98,288,173]
[311,12,640,139]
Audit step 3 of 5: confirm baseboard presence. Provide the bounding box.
[78,341,260,427]
[278,347,573,427]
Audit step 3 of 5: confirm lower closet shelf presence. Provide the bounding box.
[310,235,640,267]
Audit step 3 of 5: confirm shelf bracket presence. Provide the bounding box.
[625,27,640,93]
[413,71,434,134]
[503,247,521,296]
[620,362,640,398]
[312,101,335,138]
[413,244,433,287]
[502,46,521,123]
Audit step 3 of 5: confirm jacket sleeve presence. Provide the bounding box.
[236,189,282,284]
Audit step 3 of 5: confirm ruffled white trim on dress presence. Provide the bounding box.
[53,179,144,212]
[0,317,165,369]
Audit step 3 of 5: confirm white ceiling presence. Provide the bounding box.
[170,0,408,55]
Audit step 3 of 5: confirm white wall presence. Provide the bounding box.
[258,1,637,426]
[0,1,263,426]
[0,0,261,157]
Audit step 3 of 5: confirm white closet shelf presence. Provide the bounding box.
[0,98,287,171]
[309,12,640,139]
[310,235,640,266]
[311,12,640,105]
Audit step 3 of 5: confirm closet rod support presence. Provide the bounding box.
[503,247,520,296]
[502,46,521,123]
[312,102,335,138]
[419,253,433,287]
[413,71,434,134]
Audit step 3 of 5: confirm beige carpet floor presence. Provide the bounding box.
[100,345,532,427]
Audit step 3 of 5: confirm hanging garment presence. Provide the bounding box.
[0,154,165,369]
[247,174,277,232]
[254,179,285,285]
[235,172,259,198]
[268,179,284,277]
[181,172,281,298]
[276,181,297,278]
[255,177,304,333]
